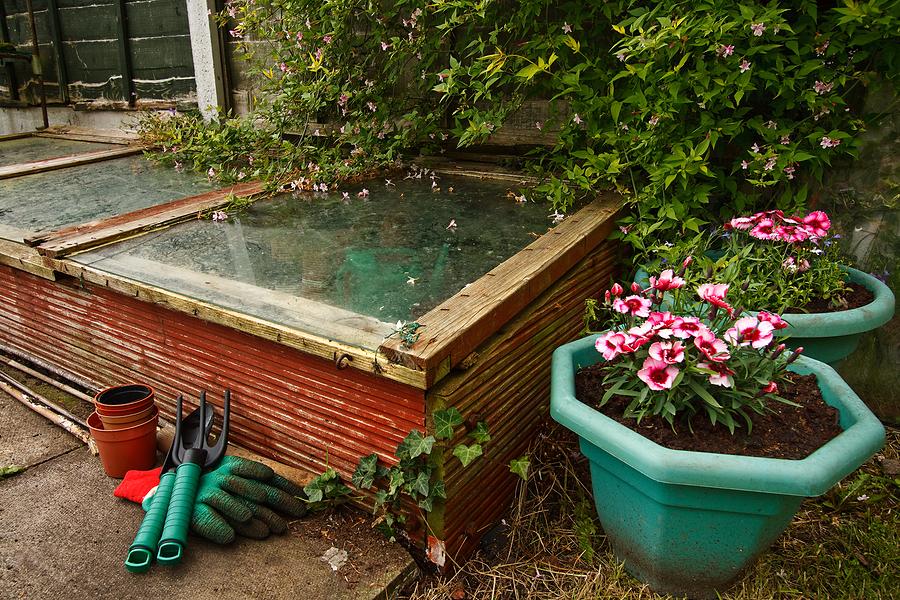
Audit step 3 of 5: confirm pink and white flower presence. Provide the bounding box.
[609,283,624,297]
[647,311,678,338]
[750,23,766,36]
[697,361,735,388]
[750,218,778,240]
[717,44,735,57]
[761,381,778,395]
[725,316,775,349]
[671,316,705,339]
[613,295,652,318]
[697,283,733,315]
[595,332,634,360]
[694,329,731,362]
[729,216,755,230]
[802,210,831,237]
[648,341,685,365]
[757,311,789,330]
[775,224,809,243]
[739,59,752,73]
[637,358,680,391]
[649,269,685,291]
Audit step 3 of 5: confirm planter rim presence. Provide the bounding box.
[550,334,885,497]
[770,266,894,338]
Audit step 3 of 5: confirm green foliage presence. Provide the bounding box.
[137,2,900,250]
[508,456,530,481]
[303,466,352,504]
[0,465,24,479]
[352,409,490,539]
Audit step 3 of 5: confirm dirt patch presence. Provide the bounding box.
[792,282,874,313]
[575,366,843,459]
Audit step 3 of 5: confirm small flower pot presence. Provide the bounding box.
[550,335,885,599]
[94,384,155,416]
[98,403,156,430]
[771,266,894,365]
[87,407,159,478]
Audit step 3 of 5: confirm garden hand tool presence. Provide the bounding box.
[124,404,213,573]
[156,390,231,565]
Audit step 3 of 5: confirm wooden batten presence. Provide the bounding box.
[0,238,56,281]
[425,240,620,561]
[28,181,266,256]
[0,146,144,180]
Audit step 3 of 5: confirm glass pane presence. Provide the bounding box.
[74,174,560,350]
[0,155,216,241]
[0,136,114,167]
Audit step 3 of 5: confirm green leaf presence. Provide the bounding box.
[412,471,430,497]
[687,379,722,408]
[433,408,463,440]
[388,467,405,495]
[516,63,542,80]
[351,454,378,490]
[470,421,491,444]
[397,429,435,459]
[453,443,483,467]
[509,456,530,480]
[0,465,24,479]
[431,480,447,499]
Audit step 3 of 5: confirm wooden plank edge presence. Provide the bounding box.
[48,259,428,389]
[0,145,144,180]
[31,181,266,256]
[34,128,138,145]
[0,132,33,142]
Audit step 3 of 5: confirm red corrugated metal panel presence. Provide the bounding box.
[0,265,425,476]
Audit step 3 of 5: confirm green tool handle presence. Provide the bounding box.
[156,461,202,565]
[125,471,176,573]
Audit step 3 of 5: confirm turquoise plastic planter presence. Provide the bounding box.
[772,267,894,365]
[550,335,885,599]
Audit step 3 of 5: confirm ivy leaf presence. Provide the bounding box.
[431,480,447,500]
[433,408,463,440]
[388,466,405,495]
[412,471,430,497]
[397,429,435,459]
[303,467,350,503]
[453,443,483,467]
[509,456,530,480]
[469,421,491,444]
[418,494,434,512]
[351,453,378,490]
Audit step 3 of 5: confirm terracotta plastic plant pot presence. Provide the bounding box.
[87,408,159,478]
[550,335,885,599]
[94,384,155,416]
[98,403,156,430]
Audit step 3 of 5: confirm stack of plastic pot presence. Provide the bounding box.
[88,384,159,477]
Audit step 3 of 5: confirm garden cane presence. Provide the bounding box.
[124,404,212,573]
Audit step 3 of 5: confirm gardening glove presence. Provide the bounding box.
[116,456,308,544]
[181,456,309,544]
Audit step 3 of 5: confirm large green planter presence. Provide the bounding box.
[550,335,885,599]
[772,267,894,365]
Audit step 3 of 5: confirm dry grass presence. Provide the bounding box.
[403,424,899,600]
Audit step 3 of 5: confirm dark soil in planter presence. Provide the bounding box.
[575,366,843,459]
[791,282,874,313]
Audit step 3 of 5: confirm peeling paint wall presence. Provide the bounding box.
[0,0,196,107]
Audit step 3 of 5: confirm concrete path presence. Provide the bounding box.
[0,392,417,600]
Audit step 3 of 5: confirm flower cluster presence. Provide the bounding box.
[587,265,798,431]
[725,209,831,243]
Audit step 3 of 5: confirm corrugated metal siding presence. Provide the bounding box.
[428,241,619,560]
[0,264,425,475]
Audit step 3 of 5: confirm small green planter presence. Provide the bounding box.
[550,335,885,599]
[771,267,894,365]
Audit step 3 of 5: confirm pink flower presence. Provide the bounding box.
[610,283,624,297]
[649,269,685,291]
[750,218,778,240]
[717,44,735,57]
[783,165,796,179]
[357,188,369,198]
[323,35,333,44]
[739,59,751,73]
[648,311,678,338]
[637,358,680,391]
[626,322,654,350]
[741,160,749,170]
[671,316,705,339]
[648,341,685,365]
[613,295,652,318]
[798,258,811,272]
[776,224,809,243]
[725,316,775,349]
[814,80,833,95]
[697,361,735,388]
[648,115,660,126]
[780,135,791,144]
[750,23,766,36]
[572,114,583,125]
[595,332,635,360]
[381,41,391,51]
[802,210,831,237]
[729,216,755,230]
[820,136,841,149]
[694,329,731,363]
[757,311,789,330]
[562,22,572,34]
[761,381,778,395]
[751,143,761,153]
[697,283,733,315]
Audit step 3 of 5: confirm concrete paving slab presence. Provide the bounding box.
[0,389,81,468]
[0,392,417,600]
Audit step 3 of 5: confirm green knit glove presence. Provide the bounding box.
[143,456,308,544]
